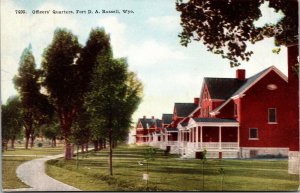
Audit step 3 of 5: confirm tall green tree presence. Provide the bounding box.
[85,57,143,175]
[14,45,52,149]
[176,0,298,67]
[41,28,82,159]
[41,28,111,159]
[2,96,23,150]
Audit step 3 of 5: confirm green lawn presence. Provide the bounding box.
[46,145,299,191]
[2,146,64,189]
[2,157,34,189]
[3,146,64,156]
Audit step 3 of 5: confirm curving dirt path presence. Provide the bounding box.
[5,154,80,192]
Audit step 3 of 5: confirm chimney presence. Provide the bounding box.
[143,115,146,119]
[236,69,246,80]
[287,44,299,84]
[151,116,155,119]
[194,97,199,105]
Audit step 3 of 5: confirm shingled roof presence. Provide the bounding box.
[192,118,238,123]
[175,103,198,117]
[230,67,272,97]
[162,114,173,124]
[204,78,245,100]
[212,66,285,114]
[166,127,178,132]
[138,118,156,129]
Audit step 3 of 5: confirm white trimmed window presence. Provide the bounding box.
[249,128,258,139]
[268,108,277,123]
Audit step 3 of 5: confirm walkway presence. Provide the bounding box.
[4,153,80,192]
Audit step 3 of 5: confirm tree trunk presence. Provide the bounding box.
[72,144,75,156]
[81,144,85,152]
[25,134,30,149]
[60,111,75,160]
[93,140,98,151]
[53,137,56,147]
[99,139,103,150]
[11,136,16,149]
[64,139,72,160]
[85,143,88,152]
[30,135,35,148]
[52,136,56,147]
[104,138,106,148]
[109,128,113,175]
[3,140,8,151]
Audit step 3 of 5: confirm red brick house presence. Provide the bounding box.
[135,44,299,173]
[135,116,161,145]
[179,44,299,173]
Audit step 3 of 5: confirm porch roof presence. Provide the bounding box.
[166,127,178,132]
[188,117,239,127]
[193,118,238,123]
[179,121,189,127]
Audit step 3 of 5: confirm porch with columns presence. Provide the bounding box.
[182,118,240,158]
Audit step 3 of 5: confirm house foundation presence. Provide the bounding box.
[239,147,289,158]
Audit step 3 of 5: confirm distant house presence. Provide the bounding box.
[135,116,161,145]
[135,44,299,174]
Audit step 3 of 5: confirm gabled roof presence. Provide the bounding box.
[174,103,198,117]
[212,66,287,114]
[162,114,173,124]
[230,67,271,97]
[204,77,245,100]
[138,118,156,129]
[231,66,287,97]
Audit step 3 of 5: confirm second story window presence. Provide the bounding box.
[268,108,277,123]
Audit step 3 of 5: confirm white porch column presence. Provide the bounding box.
[166,132,168,143]
[193,127,197,149]
[200,126,203,150]
[196,126,199,149]
[219,126,222,150]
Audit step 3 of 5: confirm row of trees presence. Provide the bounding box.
[2,95,60,150]
[3,27,143,175]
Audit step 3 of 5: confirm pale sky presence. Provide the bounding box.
[1,0,287,129]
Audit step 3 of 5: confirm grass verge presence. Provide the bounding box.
[2,157,33,189]
[2,146,64,189]
[46,145,299,191]
[3,146,64,156]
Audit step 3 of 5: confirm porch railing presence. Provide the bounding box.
[195,142,239,149]
[166,141,178,146]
